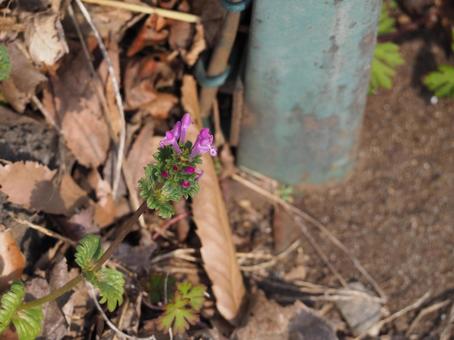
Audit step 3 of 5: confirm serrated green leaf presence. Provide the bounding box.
[177,282,205,312]
[0,282,43,340]
[158,297,198,335]
[95,268,125,312]
[369,42,404,94]
[0,44,11,81]
[13,307,43,340]
[423,65,454,98]
[75,234,102,272]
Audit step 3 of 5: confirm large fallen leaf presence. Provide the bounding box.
[0,161,87,215]
[143,93,178,120]
[181,75,202,127]
[190,128,245,321]
[127,15,168,57]
[0,227,25,291]
[62,110,109,168]
[0,43,46,112]
[24,11,68,66]
[42,49,110,167]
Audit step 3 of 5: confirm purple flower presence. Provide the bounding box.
[181,180,191,188]
[159,121,181,153]
[190,128,217,158]
[161,171,169,178]
[184,166,196,174]
[179,113,192,143]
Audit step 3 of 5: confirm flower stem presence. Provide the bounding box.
[19,201,148,310]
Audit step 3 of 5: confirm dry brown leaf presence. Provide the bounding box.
[0,161,87,215]
[124,58,175,110]
[143,93,178,119]
[24,11,68,66]
[190,127,245,321]
[87,170,116,228]
[181,75,202,127]
[62,110,110,168]
[183,23,206,66]
[124,120,161,205]
[168,20,193,50]
[89,4,134,39]
[0,227,25,290]
[127,15,168,57]
[42,49,110,167]
[0,43,46,112]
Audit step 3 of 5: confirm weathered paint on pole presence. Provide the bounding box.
[238,0,381,184]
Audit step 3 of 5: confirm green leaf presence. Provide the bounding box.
[95,268,125,312]
[423,65,454,98]
[176,282,205,312]
[158,297,198,335]
[75,234,102,272]
[369,42,404,94]
[0,282,43,340]
[157,281,205,335]
[377,3,396,35]
[13,307,43,340]
[0,44,11,81]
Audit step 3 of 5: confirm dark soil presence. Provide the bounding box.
[297,37,454,331]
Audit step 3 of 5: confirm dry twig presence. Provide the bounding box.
[75,0,126,199]
[82,0,199,23]
[231,172,387,301]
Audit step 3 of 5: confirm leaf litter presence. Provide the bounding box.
[0,0,367,338]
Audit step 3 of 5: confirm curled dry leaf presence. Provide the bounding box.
[169,20,193,50]
[143,93,178,120]
[24,11,69,67]
[127,15,168,57]
[0,43,46,112]
[0,227,25,291]
[124,57,175,110]
[181,23,206,66]
[0,161,87,215]
[189,131,245,321]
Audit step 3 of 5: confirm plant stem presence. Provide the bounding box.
[19,201,148,310]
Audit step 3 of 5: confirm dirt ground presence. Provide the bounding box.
[296,37,454,332]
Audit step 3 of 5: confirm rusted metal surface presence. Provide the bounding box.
[238,0,382,184]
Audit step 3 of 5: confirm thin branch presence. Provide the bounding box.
[82,0,200,23]
[355,291,431,340]
[12,217,77,246]
[88,284,156,340]
[75,0,126,199]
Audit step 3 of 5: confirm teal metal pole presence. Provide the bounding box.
[238,0,381,185]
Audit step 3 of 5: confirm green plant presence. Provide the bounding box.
[0,113,213,339]
[369,0,404,94]
[157,282,206,335]
[423,29,454,98]
[423,65,454,98]
[0,44,11,81]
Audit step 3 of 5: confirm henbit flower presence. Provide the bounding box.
[161,171,169,178]
[190,128,217,158]
[159,122,181,153]
[181,180,191,188]
[184,166,196,174]
[179,113,192,143]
